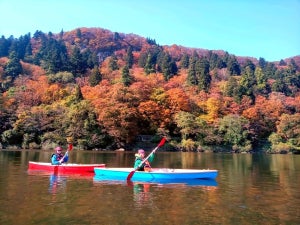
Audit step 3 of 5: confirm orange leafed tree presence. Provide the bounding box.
[166,88,191,113]
[138,100,164,132]
[82,82,141,146]
[242,94,287,137]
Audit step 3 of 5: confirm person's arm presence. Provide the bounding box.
[51,155,60,165]
[62,153,69,163]
[134,158,142,169]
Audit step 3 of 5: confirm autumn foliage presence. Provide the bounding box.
[0,28,299,152]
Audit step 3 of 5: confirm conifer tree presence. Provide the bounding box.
[4,51,23,79]
[70,46,87,76]
[0,35,10,57]
[187,54,198,85]
[240,66,256,100]
[227,56,241,75]
[125,46,134,68]
[196,58,211,92]
[255,67,270,96]
[144,53,156,74]
[180,53,189,69]
[122,65,133,86]
[109,55,118,71]
[89,66,102,87]
[76,28,82,39]
[279,59,286,66]
[258,57,267,69]
[37,38,69,73]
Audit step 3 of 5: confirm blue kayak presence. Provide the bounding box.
[94,167,218,182]
[93,175,218,187]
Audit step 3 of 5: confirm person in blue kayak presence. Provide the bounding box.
[134,149,154,171]
[51,146,68,165]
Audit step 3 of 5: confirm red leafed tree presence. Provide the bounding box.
[82,82,141,146]
[166,88,191,113]
[242,94,287,138]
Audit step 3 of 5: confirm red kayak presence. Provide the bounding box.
[28,161,105,174]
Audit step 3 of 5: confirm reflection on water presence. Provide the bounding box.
[48,174,67,195]
[132,183,152,209]
[93,176,218,209]
[0,150,300,225]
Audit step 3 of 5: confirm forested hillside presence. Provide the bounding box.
[0,27,300,153]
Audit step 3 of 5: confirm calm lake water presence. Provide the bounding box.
[0,150,299,225]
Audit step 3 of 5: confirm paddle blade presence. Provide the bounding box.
[127,170,135,181]
[158,137,166,147]
[68,143,73,151]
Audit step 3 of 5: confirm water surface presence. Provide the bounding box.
[0,150,299,225]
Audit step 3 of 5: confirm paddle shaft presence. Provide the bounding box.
[136,146,158,168]
[61,143,73,163]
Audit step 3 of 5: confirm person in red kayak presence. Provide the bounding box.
[51,146,69,165]
[134,149,155,172]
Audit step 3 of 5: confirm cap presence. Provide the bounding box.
[55,146,62,151]
[138,149,145,154]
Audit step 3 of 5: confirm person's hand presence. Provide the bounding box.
[59,159,63,164]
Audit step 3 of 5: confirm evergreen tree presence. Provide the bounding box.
[82,49,99,69]
[37,37,69,73]
[187,54,198,85]
[109,55,118,71]
[227,56,241,75]
[125,46,134,68]
[113,32,121,41]
[33,30,46,41]
[240,66,256,99]
[122,65,133,86]
[138,51,147,68]
[24,40,33,63]
[258,57,267,69]
[221,51,230,66]
[196,57,211,92]
[180,53,189,69]
[59,29,64,39]
[89,66,102,87]
[144,53,156,74]
[208,51,219,70]
[159,52,177,81]
[255,67,270,96]
[264,62,277,79]
[70,46,87,76]
[216,57,226,69]
[4,51,23,79]
[224,76,239,98]
[76,28,82,39]
[0,35,10,57]
[287,59,298,74]
[8,39,19,58]
[271,77,291,96]
[279,59,286,66]
[242,59,256,74]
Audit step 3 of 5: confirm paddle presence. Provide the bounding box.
[126,137,166,181]
[60,143,73,164]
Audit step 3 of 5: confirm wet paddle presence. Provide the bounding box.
[126,137,166,181]
[61,143,73,163]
